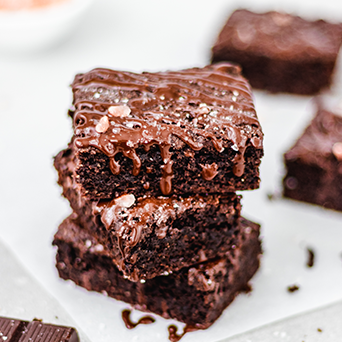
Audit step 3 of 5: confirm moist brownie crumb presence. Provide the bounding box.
[54,146,243,281]
[212,9,342,95]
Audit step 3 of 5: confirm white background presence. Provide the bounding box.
[1,0,342,341]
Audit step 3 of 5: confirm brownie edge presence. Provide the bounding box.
[212,9,342,95]
[53,215,262,329]
[283,104,342,211]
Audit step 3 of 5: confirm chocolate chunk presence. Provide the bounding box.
[0,317,79,342]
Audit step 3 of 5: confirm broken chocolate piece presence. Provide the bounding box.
[0,317,79,342]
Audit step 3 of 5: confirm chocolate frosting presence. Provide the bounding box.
[93,194,209,275]
[71,63,263,195]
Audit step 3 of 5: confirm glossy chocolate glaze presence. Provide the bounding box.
[121,310,155,329]
[168,325,197,342]
[71,63,262,195]
[93,194,208,274]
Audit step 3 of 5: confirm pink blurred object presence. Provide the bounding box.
[0,0,93,52]
[0,0,67,10]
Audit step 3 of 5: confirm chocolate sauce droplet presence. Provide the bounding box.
[167,325,197,342]
[122,309,155,329]
[201,163,219,180]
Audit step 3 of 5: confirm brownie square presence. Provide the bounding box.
[70,63,263,200]
[54,146,242,281]
[283,101,342,211]
[212,9,342,95]
[53,214,261,329]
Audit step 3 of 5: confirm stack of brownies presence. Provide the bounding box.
[53,62,264,329]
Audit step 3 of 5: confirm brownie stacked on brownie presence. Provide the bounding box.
[53,63,264,329]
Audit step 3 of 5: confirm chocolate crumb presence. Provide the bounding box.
[267,193,274,201]
[266,191,281,201]
[287,284,300,293]
[307,248,315,268]
[241,283,252,293]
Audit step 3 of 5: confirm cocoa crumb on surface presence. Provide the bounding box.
[287,284,300,293]
[307,248,315,268]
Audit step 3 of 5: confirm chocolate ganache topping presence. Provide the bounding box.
[93,194,207,274]
[72,63,263,195]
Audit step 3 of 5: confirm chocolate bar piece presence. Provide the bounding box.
[212,9,342,95]
[54,146,242,281]
[53,215,261,329]
[283,100,342,210]
[70,63,263,200]
[0,317,79,342]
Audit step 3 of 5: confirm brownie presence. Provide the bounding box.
[211,9,342,95]
[53,214,261,329]
[70,63,263,200]
[283,100,342,211]
[54,146,242,281]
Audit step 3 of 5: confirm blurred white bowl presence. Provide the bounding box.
[0,0,94,52]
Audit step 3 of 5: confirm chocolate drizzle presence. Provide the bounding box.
[201,163,219,180]
[72,63,263,195]
[168,325,197,342]
[121,309,155,329]
[93,195,200,277]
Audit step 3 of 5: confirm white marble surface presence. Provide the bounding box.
[0,239,91,342]
[1,1,342,341]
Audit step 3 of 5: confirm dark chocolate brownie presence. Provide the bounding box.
[283,101,342,211]
[53,215,261,329]
[0,316,79,342]
[211,9,342,95]
[54,146,242,281]
[70,63,263,200]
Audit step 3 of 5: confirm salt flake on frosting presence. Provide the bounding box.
[332,142,342,161]
[115,194,136,208]
[108,105,131,117]
[95,116,109,133]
